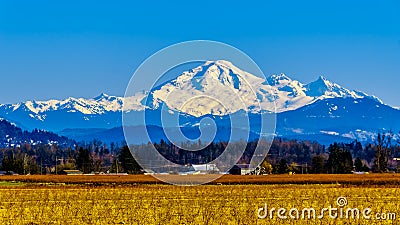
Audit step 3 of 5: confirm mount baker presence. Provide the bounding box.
[0,60,398,143]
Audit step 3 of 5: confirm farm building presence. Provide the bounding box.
[192,164,220,174]
[229,164,254,175]
[63,170,83,175]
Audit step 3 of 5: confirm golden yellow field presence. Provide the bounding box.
[0,181,399,224]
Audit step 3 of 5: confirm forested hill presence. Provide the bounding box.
[0,118,73,147]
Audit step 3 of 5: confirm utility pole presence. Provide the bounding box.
[116,158,119,174]
[23,154,26,175]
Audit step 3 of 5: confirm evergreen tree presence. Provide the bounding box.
[119,146,142,174]
[311,155,325,174]
[327,143,341,173]
[354,157,363,172]
[342,148,353,173]
[75,147,93,174]
[327,143,353,174]
[277,158,288,174]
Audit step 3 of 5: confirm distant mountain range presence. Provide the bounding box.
[1,60,399,144]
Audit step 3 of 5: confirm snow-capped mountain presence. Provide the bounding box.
[6,93,133,116]
[277,96,400,143]
[144,60,377,115]
[305,75,366,99]
[0,60,379,121]
[0,92,148,130]
[0,94,123,131]
[2,93,122,117]
[146,60,271,116]
[0,60,398,144]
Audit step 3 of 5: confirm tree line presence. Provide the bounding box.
[1,133,399,174]
[0,140,140,175]
[260,133,399,174]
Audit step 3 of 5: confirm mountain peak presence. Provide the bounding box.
[313,75,333,86]
[205,60,235,68]
[317,75,328,82]
[318,75,327,79]
[305,76,366,99]
[305,76,339,97]
[148,60,267,116]
[93,93,110,101]
[267,73,292,85]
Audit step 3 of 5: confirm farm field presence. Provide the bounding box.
[0,175,399,224]
[0,183,399,224]
[2,174,400,185]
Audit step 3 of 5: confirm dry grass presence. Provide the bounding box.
[0,183,399,224]
[0,174,399,224]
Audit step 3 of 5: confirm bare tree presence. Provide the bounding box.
[374,133,392,172]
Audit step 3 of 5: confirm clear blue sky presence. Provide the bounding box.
[0,1,399,106]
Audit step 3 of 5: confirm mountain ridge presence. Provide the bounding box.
[0,60,396,145]
[0,61,385,118]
